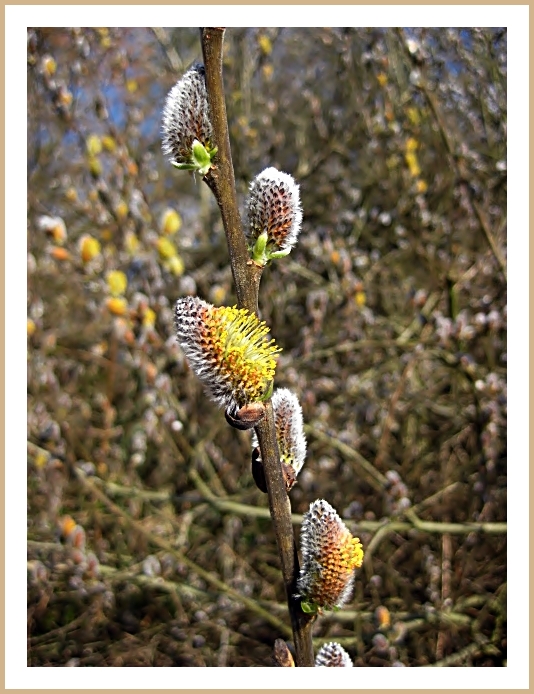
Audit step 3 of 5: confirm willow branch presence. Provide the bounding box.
[200,27,315,667]
[199,28,261,314]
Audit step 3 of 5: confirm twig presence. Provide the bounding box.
[471,199,507,281]
[426,636,500,667]
[306,427,388,492]
[151,27,183,74]
[309,605,474,626]
[100,563,214,605]
[183,481,506,537]
[362,521,395,578]
[374,355,416,470]
[299,337,421,363]
[410,481,460,515]
[217,626,231,667]
[436,531,453,660]
[200,27,315,667]
[395,291,441,345]
[200,28,261,314]
[93,478,172,503]
[28,608,93,647]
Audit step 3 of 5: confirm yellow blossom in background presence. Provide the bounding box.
[405,151,421,178]
[127,160,139,176]
[115,200,128,221]
[375,605,391,630]
[97,29,111,49]
[79,235,101,263]
[34,450,49,470]
[86,134,102,157]
[106,270,128,297]
[262,64,274,81]
[210,284,227,306]
[142,307,157,329]
[156,236,178,260]
[407,107,421,126]
[27,319,36,337]
[416,179,428,194]
[160,207,182,236]
[106,297,128,316]
[125,231,140,255]
[166,255,185,276]
[65,187,78,203]
[126,79,138,93]
[355,290,366,308]
[57,87,73,107]
[88,156,102,177]
[41,55,56,77]
[101,135,116,152]
[59,515,77,539]
[405,137,419,152]
[49,246,70,261]
[377,72,388,87]
[258,34,272,55]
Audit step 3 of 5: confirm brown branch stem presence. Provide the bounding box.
[200,27,315,666]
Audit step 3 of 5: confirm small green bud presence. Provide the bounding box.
[251,231,269,265]
[301,601,318,614]
[191,139,216,176]
[269,248,291,259]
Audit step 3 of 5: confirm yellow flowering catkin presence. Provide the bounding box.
[174,296,281,410]
[297,499,364,610]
